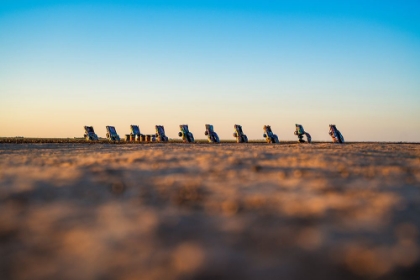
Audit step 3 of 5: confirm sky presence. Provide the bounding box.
[0,0,419,141]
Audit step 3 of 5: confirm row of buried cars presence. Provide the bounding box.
[84,124,345,143]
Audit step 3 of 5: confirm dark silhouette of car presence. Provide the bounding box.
[84,126,99,141]
[263,125,279,143]
[233,124,248,143]
[106,126,120,141]
[205,124,220,143]
[329,124,344,143]
[294,124,312,143]
[155,125,169,142]
[178,125,195,143]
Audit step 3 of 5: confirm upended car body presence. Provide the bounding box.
[106,126,120,141]
[126,125,142,141]
[178,124,195,143]
[131,125,141,137]
[84,126,99,141]
[263,125,279,143]
[233,124,248,143]
[205,124,220,143]
[294,124,312,143]
[329,124,344,143]
[155,125,169,142]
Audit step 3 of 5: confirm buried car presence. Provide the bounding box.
[155,125,169,142]
[205,124,220,143]
[106,126,120,141]
[329,124,344,143]
[233,124,248,143]
[84,126,99,141]
[178,125,195,143]
[263,125,279,143]
[294,124,312,143]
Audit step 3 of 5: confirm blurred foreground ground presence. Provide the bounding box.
[0,143,419,280]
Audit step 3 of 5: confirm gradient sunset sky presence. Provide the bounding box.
[1,0,419,141]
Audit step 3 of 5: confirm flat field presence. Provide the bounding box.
[0,142,419,279]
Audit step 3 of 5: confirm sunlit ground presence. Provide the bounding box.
[0,143,419,279]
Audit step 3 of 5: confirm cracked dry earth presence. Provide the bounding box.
[0,143,419,280]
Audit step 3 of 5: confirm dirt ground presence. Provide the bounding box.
[0,142,419,280]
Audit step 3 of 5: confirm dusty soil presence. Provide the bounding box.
[0,143,419,280]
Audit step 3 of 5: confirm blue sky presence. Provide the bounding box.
[0,0,419,141]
